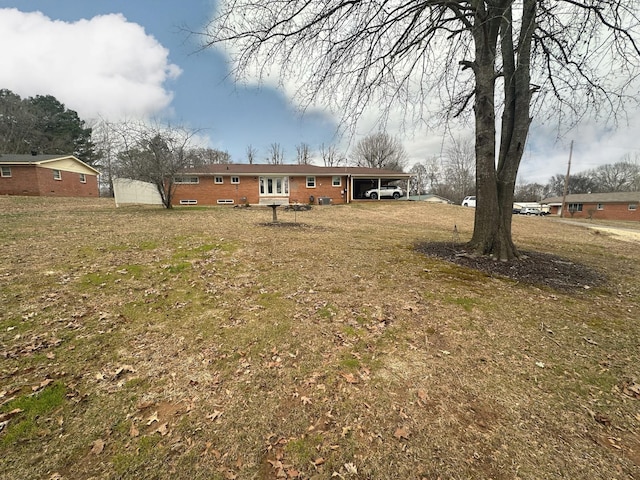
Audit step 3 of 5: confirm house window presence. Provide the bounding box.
[568,203,583,212]
[53,169,62,180]
[214,176,223,184]
[629,203,638,211]
[179,199,198,205]
[259,176,289,196]
[79,173,86,183]
[174,176,199,184]
[332,176,341,187]
[231,176,240,184]
[306,176,316,188]
[597,203,604,210]
[0,166,10,177]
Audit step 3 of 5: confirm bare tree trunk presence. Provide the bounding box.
[468,3,509,259]
[468,1,535,261]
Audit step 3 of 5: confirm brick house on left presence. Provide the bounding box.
[0,154,100,197]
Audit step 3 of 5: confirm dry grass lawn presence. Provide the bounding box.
[1,196,639,480]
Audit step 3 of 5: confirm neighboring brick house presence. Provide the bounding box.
[170,164,411,206]
[542,192,640,221]
[0,154,99,197]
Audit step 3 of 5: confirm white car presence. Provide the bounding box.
[365,185,404,199]
[520,207,542,215]
[461,195,476,207]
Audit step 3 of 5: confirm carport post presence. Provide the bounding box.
[377,178,381,200]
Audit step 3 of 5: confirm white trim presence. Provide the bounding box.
[0,166,11,177]
[217,199,234,204]
[306,176,316,188]
[629,203,638,211]
[214,176,223,184]
[332,175,341,187]
[259,176,289,197]
[79,173,87,183]
[231,176,240,184]
[179,199,198,205]
[53,169,62,180]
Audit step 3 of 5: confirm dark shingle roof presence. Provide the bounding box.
[180,163,410,177]
[0,154,100,174]
[0,154,71,163]
[543,192,640,204]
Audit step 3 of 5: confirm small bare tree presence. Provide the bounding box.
[409,163,428,196]
[444,136,475,204]
[353,132,407,171]
[267,143,285,164]
[186,148,231,167]
[320,143,345,167]
[113,120,200,208]
[246,144,256,164]
[295,142,312,165]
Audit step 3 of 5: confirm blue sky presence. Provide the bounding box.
[0,0,337,164]
[1,1,639,182]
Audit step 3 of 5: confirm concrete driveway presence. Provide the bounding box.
[553,218,640,243]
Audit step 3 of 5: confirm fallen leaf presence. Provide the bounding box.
[312,457,325,466]
[394,427,409,440]
[344,462,358,474]
[341,373,358,384]
[156,422,169,436]
[301,396,312,405]
[207,410,224,421]
[130,423,139,437]
[535,361,545,368]
[594,413,612,426]
[91,439,105,455]
[146,411,159,425]
[417,389,428,403]
[114,365,135,378]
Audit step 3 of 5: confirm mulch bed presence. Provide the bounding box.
[415,242,606,291]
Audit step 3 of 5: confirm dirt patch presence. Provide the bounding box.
[258,222,312,228]
[415,242,606,291]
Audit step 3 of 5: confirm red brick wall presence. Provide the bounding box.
[0,165,40,195]
[289,175,346,205]
[0,166,98,197]
[171,174,347,206]
[551,202,640,221]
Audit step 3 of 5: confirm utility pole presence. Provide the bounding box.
[560,140,573,218]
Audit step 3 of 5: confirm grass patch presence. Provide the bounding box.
[1,383,66,446]
[444,295,479,312]
[1,198,639,480]
[164,262,192,274]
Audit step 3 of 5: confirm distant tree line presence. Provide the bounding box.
[408,136,640,204]
[0,89,95,163]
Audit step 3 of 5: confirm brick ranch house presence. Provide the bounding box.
[0,154,99,197]
[170,164,412,206]
[542,192,640,221]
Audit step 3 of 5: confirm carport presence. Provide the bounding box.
[348,172,412,201]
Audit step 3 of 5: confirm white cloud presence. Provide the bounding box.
[0,8,181,120]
